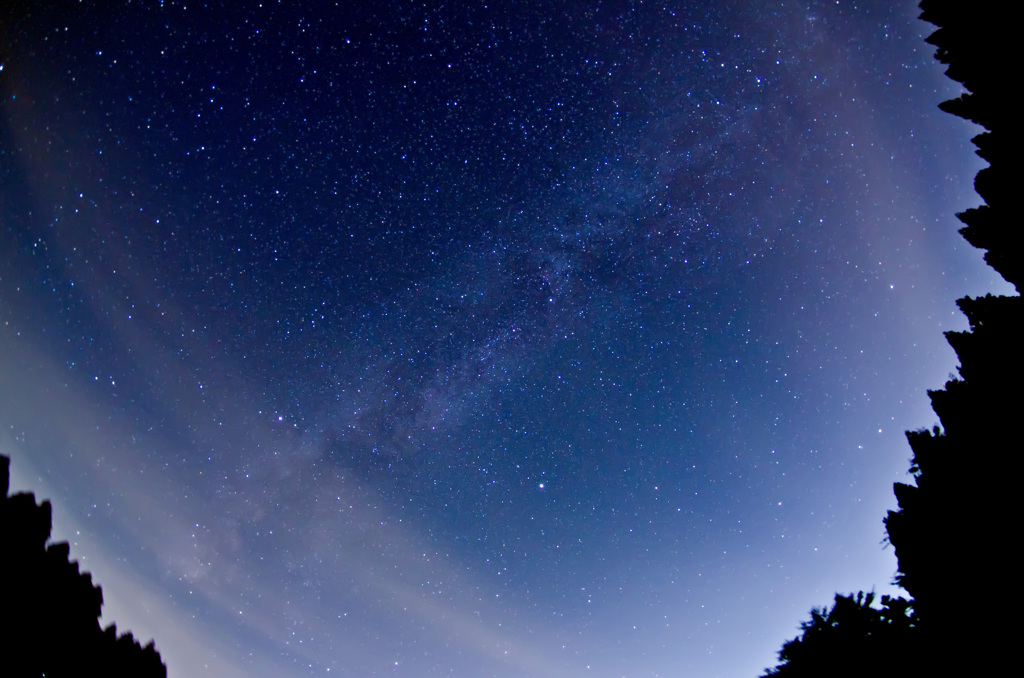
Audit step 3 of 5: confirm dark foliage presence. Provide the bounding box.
[921,0,1020,291]
[0,455,166,677]
[762,593,917,678]
[882,1,1020,673]
[766,1,1019,674]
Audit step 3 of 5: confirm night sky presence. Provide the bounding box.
[0,2,1009,677]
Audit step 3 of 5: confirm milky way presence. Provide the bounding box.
[0,2,1006,677]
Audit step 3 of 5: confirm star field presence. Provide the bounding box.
[0,2,1007,677]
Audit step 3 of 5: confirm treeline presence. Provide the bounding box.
[1,455,166,677]
[763,1,1019,675]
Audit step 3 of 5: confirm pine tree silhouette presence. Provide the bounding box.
[0,455,167,677]
[765,1,1019,674]
[882,3,1020,673]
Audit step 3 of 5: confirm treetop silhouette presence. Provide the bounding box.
[1,454,167,677]
[764,1,1019,674]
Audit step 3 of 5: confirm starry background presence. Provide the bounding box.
[0,2,1008,677]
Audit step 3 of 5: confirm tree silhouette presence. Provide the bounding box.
[765,1,1019,674]
[882,1,1019,674]
[762,593,917,678]
[0,454,166,677]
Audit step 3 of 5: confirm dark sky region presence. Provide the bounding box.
[0,2,1008,677]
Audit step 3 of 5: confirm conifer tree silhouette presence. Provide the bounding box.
[881,2,1019,674]
[0,455,167,677]
[764,1,1018,674]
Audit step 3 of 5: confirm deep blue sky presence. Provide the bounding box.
[0,2,1007,676]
